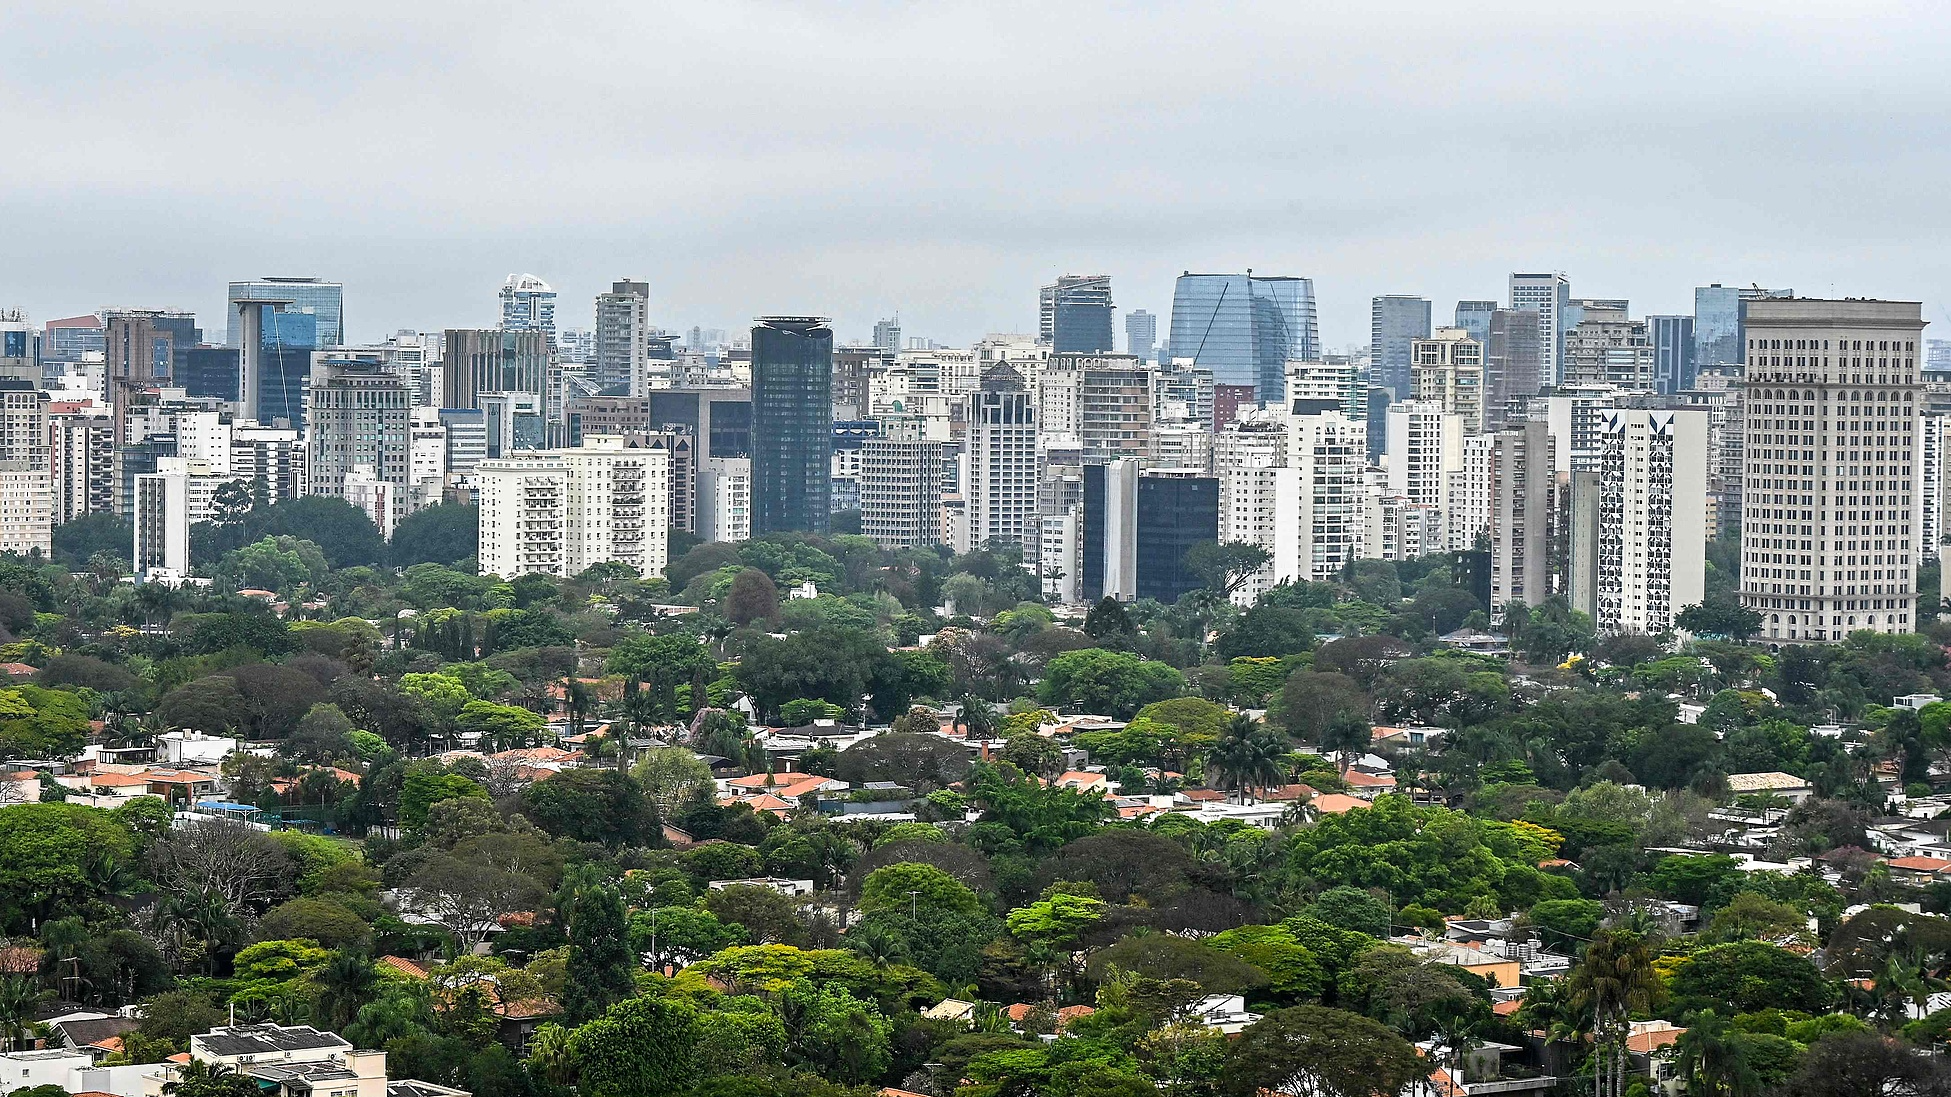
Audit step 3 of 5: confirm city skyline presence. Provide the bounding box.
[4,2,1948,348]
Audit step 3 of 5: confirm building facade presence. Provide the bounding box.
[1167,273,1319,402]
[750,317,833,534]
[1509,273,1571,388]
[1590,409,1709,636]
[1370,295,1432,400]
[477,435,670,579]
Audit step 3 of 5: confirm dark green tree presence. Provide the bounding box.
[563,884,638,1024]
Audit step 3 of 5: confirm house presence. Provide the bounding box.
[1052,771,1110,794]
[1724,771,1814,805]
[0,769,37,803]
[1415,1040,1555,1096]
[1885,856,1951,886]
[1372,726,1447,750]
[708,877,816,897]
[1401,940,1522,993]
[920,998,978,1026]
[142,1025,385,1097]
[1894,694,1943,712]
[1185,994,1261,1035]
[1625,1020,1686,1094]
[155,731,236,766]
[1307,794,1372,817]
[47,1014,139,1058]
[1343,770,1397,799]
[0,1048,93,1090]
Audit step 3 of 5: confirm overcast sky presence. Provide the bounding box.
[3,0,1947,350]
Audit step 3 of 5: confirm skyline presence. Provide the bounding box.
[4,1,1948,347]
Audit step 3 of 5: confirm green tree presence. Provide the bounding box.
[1669,941,1835,1016]
[1674,1008,1763,1097]
[780,979,893,1084]
[1219,1005,1423,1097]
[1568,931,1664,1097]
[563,885,637,1024]
[858,863,982,918]
[566,995,700,1097]
[1037,649,1186,719]
[390,503,480,568]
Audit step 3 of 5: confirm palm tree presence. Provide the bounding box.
[1566,930,1664,1097]
[1674,1009,1761,1097]
[315,950,379,1031]
[956,693,994,739]
[1205,715,1288,802]
[0,975,47,1051]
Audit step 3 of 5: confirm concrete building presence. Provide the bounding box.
[1385,401,1461,523]
[133,458,224,578]
[343,468,403,539]
[1509,273,1571,387]
[1083,461,1218,603]
[593,279,651,395]
[1740,298,1925,643]
[1125,309,1157,361]
[477,435,670,579]
[1055,354,1154,459]
[1449,421,1556,609]
[409,408,447,508]
[1581,409,1709,636]
[1411,327,1486,433]
[1040,274,1114,353]
[1545,383,1630,474]
[1649,314,1696,396]
[1563,308,1655,391]
[1922,413,1951,566]
[1273,410,1366,583]
[227,277,343,349]
[49,403,114,523]
[698,457,752,543]
[441,328,551,415]
[1370,295,1432,399]
[308,358,411,518]
[1285,358,1367,422]
[1484,308,1542,429]
[961,370,1039,558]
[1215,409,1287,605]
[859,438,943,550]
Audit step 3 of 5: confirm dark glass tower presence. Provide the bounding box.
[751,316,833,534]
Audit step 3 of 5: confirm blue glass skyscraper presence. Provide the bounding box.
[1693,284,1791,386]
[1166,273,1317,402]
[1370,295,1432,399]
[227,277,342,349]
[1648,315,1695,395]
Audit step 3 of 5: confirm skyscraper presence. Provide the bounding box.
[1411,328,1485,434]
[1166,273,1318,402]
[1454,300,1498,347]
[1125,309,1157,361]
[1562,309,1654,390]
[1484,309,1542,429]
[1509,273,1571,387]
[1273,409,1366,583]
[442,329,551,413]
[227,277,343,349]
[962,366,1039,558]
[1041,275,1114,354]
[1370,295,1432,400]
[593,280,650,395]
[873,317,902,353]
[499,274,557,335]
[1740,298,1924,643]
[308,356,413,514]
[1693,284,1793,382]
[1648,315,1696,396]
[234,302,317,429]
[750,317,833,534]
[1583,409,1708,636]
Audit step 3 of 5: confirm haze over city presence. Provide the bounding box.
[6,0,1950,343]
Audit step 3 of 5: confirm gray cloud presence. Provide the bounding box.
[2,0,1947,345]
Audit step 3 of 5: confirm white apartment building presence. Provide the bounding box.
[174,410,233,474]
[1385,400,1461,523]
[1215,410,1287,604]
[1411,328,1486,434]
[962,381,1040,560]
[0,381,52,555]
[308,359,412,515]
[231,425,306,506]
[1040,508,1080,603]
[1285,359,1367,422]
[1449,422,1556,609]
[1921,413,1951,566]
[1150,420,1214,473]
[133,458,224,577]
[1545,383,1628,473]
[409,407,447,509]
[859,438,942,550]
[1363,480,1445,563]
[698,457,752,544]
[49,405,113,523]
[1740,298,1925,643]
[1273,410,1366,583]
[476,435,669,580]
[1510,272,1570,388]
[344,468,403,540]
[1594,409,1708,636]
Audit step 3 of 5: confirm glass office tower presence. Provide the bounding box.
[1166,273,1318,403]
[751,317,833,535]
[250,307,318,429]
[1648,315,1695,395]
[227,277,342,349]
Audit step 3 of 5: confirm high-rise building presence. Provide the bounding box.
[1446,420,1556,609]
[1920,414,1951,566]
[1046,354,1154,459]
[1545,384,1630,474]
[1927,340,1951,374]
[1648,315,1696,396]
[308,357,412,516]
[1212,384,1258,432]
[1285,359,1368,423]
[1454,300,1497,348]
[1082,461,1218,603]
[1740,298,1924,643]
[1411,328,1485,433]
[499,274,556,335]
[871,317,903,354]
[1215,409,1287,604]
[233,301,317,429]
[750,317,833,535]
[1167,273,1318,402]
[0,380,51,556]
[1580,409,1709,636]
[961,368,1039,558]
[43,315,104,363]
[441,329,551,412]
[0,314,41,383]
[477,435,670,579]
[593,280,650,395]
[1040,274,1114,354]
[1509,273,1571,387]
[1385,401,1461,521]
[1693,284,1793,382]
[1563,309,1654,391]
[1273,410,1366,583]
[227,277,343,349]
[49,404,113,524]
[859,438,943,550]
[1484,308,1542,429]
[698,457,752,544]
[1125,309,1157,361]
[1370,295,1432,400]
[134,458,223,577]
